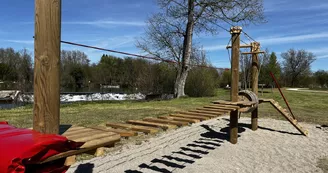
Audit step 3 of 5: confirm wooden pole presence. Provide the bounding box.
[251,42,260,131]
[229,26,242,144]
[33,0,61,134]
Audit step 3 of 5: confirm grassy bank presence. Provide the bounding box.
[0,88,327,129]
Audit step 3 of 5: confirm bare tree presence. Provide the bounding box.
[281,49,316,87]
[137,0,265,98]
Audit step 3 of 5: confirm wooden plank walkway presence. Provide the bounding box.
[40,126,121,165]
[38,98,308,167]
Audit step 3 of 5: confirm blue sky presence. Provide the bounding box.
[0,0,328,71]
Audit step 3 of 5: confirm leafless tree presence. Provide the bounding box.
[281,49,316,87]
[137,0,265,98]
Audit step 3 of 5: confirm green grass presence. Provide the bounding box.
[0,88,327,129]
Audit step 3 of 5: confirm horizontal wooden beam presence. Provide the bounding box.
[242,51,265,54]
[226,45,252,49]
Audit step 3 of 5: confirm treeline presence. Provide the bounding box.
[0,48,220,97]
[1,48,327,96]
[63,53,220,96]
[241,48,327,89]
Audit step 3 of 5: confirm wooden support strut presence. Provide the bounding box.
[229,26,242,144]
[33,0,61,134]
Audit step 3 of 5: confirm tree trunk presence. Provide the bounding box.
[174,0,195,98]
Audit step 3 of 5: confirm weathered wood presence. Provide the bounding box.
[213,100,256,106]
[106,122,159,134]
[259,98,274,103]
[177,111,218,118]
[39,135,120,164]
[195,108,230,113]
[189,110,226,116]
[62,128,94,137]
[226,45,252,49]
[251,42,260,131]
[241,51,265,54]
[143,118,189,126]
[64,155,76,166]
[208,104,240,109]
[91,126,137,137]
[68,132,116,142]
[169,114,209,121]
[268,100,308,136]
[33,0,62,134]
[158,116,199,123]
[127,120,177,130]
[203,106,237,111]
[230,26,242,144]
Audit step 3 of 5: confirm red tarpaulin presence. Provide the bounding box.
[0,122,83,173]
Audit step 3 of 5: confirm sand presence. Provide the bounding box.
[67,116,328,173]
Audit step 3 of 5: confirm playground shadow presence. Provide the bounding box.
[74,163,95,173]
[124,124,246,173]
[221,118,302,136]
[59,124,73,135]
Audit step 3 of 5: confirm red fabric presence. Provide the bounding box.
[0,123,83,173]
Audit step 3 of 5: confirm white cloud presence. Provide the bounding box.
[203,44,227,51]
[2,40,34,44]
[63,20,146,27]
[258,33,328,45]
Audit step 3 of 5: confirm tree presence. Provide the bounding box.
[281,49,316,87]
[137,0,265,98]
[314,70,328,88]
[259,51,281,86]
[61,50,90,90]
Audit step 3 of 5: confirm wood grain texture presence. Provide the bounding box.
[127,120,177,130]
[143,118,189,126]
[251,42,260,131]
[33,0,61,134]
[158,116,199,123]
[106,122,159,134]
[230,27,241,144]
[169,114,209,121]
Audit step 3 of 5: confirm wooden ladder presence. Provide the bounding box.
[261,99,308,136]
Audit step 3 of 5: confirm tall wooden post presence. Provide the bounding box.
[230,26,242,144]
[33,0,61,134]
[251,42,260,131]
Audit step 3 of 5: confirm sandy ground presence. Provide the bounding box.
[67,116,328,173]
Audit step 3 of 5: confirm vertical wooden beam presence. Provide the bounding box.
[33,0,61,134]
[251,42,260,131]
[229,26,242,144]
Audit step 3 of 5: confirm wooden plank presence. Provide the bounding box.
[176,111,218,118]
[190,110,227,115]
[68,132,117,143]
[106,122,159,134]
[209,104,240,109]
[203,106,237,111]
[91,126,137,137]
[64,155,76,166]
[259,98,274,103]
[158,116,199,123]
[62,128,92,137]
[195,108,229,113]
[126,120,177,130]
[33,0,61,134]
[39,135,120,164]
[268,100,308,136]
[169,114,209,121]
[143,118,189,126]
[212,100,256,106]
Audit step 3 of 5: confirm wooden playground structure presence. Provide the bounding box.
[32,0,308,167]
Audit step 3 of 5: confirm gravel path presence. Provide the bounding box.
[68,116,328,173]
